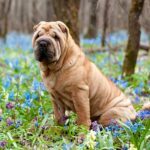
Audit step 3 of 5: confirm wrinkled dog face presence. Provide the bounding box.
[32,21,68,64]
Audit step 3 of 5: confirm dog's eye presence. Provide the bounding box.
[35,33,40,39]
[54,34,59,40]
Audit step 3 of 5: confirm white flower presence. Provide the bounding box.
[85,130,96,149]
[129,144,137,150]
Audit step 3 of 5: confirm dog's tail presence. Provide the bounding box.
[137,102,150,120]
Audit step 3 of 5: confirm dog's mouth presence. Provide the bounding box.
[34,48,55,63]
[34,39,56,63]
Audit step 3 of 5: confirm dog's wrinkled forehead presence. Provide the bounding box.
[33,21,68,34]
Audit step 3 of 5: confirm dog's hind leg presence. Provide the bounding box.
[98,106,136,126]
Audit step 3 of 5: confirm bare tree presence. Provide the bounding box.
[53,0,80,44]
[85,0,98,38]
[0,0,11,38]
[101,0,110,47]
[122,0,145,76]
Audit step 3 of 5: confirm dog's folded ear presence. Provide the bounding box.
[33,21,44,31]
[33,24,39,32]
[57,21,69,37]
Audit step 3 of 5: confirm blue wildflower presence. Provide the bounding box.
[137,110,150,120]
[0,116,2,121]
[122,145,128,150]
[24,99,33,108]
[38,107,43,116]
[5,31,32,51]
[120,81,128,88]
[105,120,123,137]
[134,96,140,103]
[12,59,20,70]
[40,82,46,91]
[126,121,144,133]
[134,87,142,95]
[113,131,120,137]
[32,93,38,100]
[32,79,40,91]
[8,91,15,101]
[24,91,31,100]
[22,92,33,108]
[110,77,117,83]
[2,76,12,89]
[34,121,39,127]
[116,79,128,89]
[16,120,22,128]
[62,142,73,150]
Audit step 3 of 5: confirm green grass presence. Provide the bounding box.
[0,47,149,149]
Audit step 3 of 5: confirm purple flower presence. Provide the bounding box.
[91,121,101,132]
[6,102,14,109]
[41,126,46,130]
[0,141,7,148]
[62,115,68,122]
[6,118,14,126]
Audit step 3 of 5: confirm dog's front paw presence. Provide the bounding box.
[76,119,91,129]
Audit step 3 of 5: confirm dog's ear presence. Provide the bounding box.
[33,22,43,31]
[57,21,69,36]
[33,24,39,32]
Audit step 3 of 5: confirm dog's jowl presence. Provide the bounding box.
[32,21,136,128]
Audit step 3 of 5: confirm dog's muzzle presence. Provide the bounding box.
[34,39,52,62]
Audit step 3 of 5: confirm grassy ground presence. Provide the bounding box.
[0,32,150,149]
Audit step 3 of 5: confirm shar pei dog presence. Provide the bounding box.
[32,21,136,128]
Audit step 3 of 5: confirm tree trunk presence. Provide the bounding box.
[122,0,145,76]
[101,0,110,47]
[53,0,80,45]
[0,0,11,38]
[85,0,98,38]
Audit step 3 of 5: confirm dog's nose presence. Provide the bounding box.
[39,40,48,47]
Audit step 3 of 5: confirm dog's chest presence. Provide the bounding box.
[41,71,56,92]
[41,70,75,110]
[52,84,75,111]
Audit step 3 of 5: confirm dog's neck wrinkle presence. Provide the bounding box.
[61,38,81,70]
[47,37,80,73]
